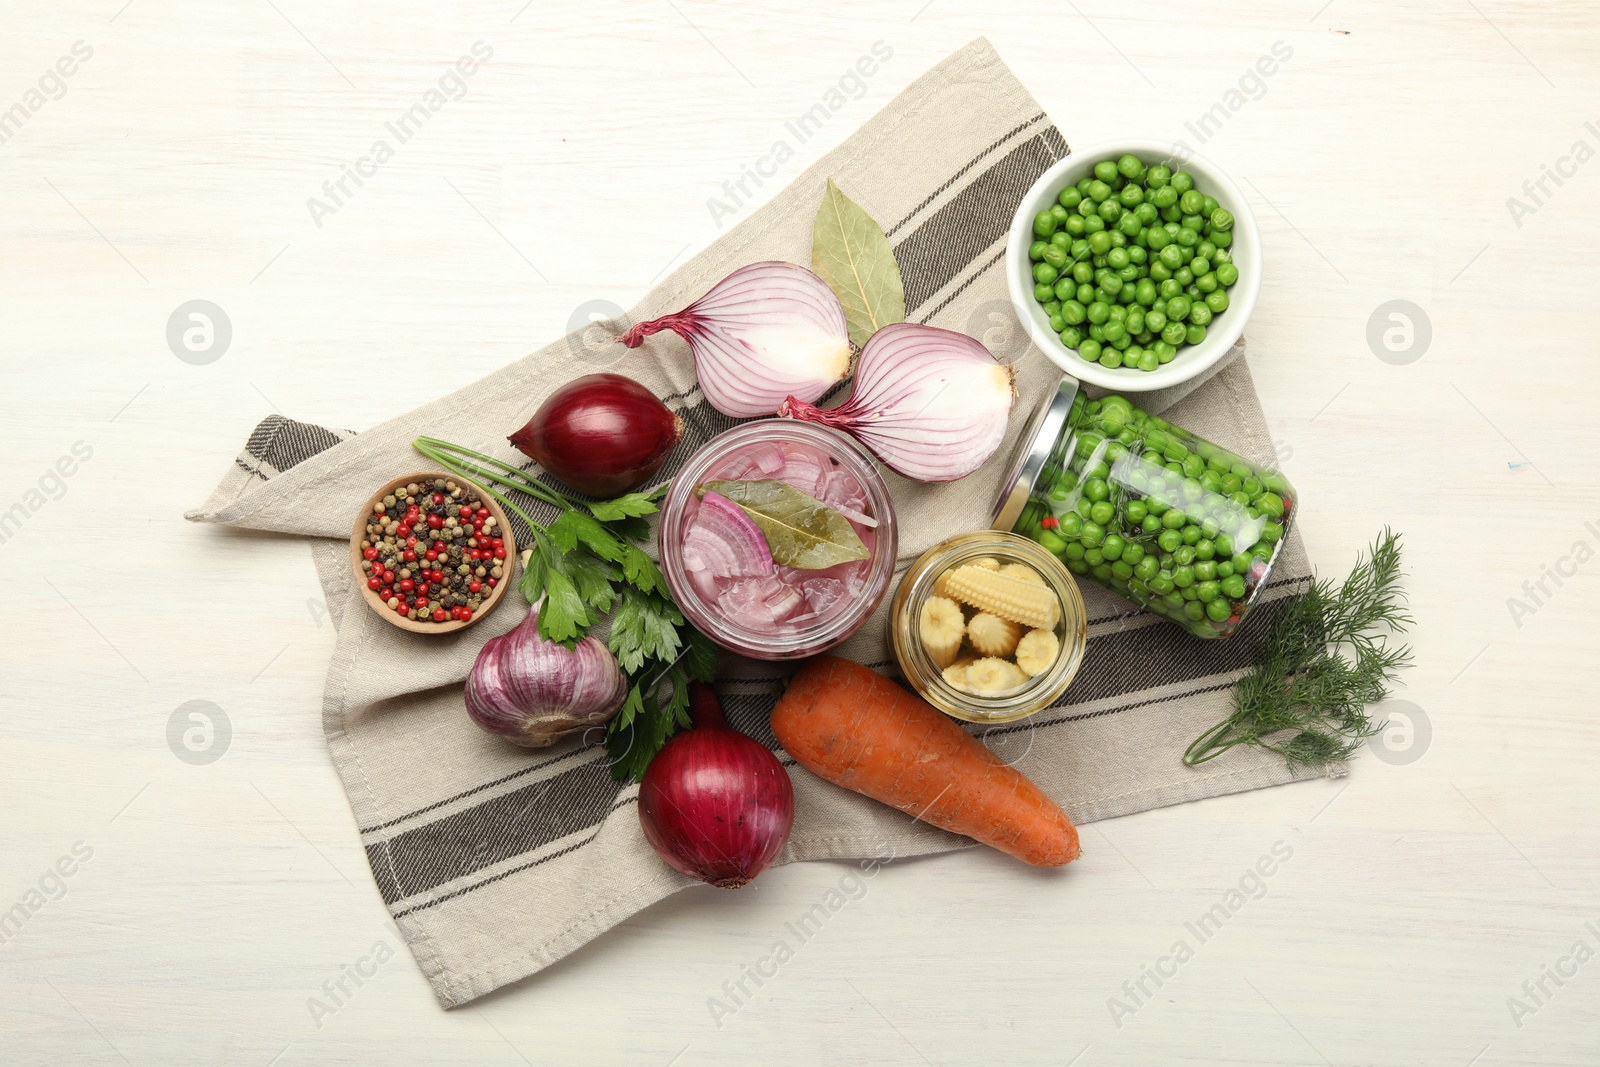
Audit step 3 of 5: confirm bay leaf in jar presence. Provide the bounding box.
[697,479,870,570]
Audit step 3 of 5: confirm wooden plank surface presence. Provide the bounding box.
[2,1,1597,1064]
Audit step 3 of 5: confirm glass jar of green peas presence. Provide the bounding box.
[993,376,1295,639]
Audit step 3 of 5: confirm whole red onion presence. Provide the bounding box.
[509,373,683,498]
[638,683,794,888]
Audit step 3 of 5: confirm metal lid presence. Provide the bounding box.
[991,374,1080,532]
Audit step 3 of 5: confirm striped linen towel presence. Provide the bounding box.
[188,37,1319,1008]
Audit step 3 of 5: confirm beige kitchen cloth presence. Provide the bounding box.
[189,37,1318,1007]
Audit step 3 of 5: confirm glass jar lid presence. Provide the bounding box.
[991,374,1079,532]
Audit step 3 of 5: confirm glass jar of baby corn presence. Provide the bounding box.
[890,531,1087,723]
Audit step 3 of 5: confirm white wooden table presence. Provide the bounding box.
[4,2,1597,1064]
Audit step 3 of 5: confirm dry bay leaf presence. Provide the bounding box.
[811,178,907,349]
[697,479,869,570]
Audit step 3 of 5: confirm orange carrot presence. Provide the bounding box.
[770,656,1080,867]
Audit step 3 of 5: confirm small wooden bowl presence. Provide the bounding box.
[349,470,518,635]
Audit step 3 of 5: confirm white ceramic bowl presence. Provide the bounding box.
[1006,139,1261,392]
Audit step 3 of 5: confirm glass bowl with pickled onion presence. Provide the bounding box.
[657,421,897,660]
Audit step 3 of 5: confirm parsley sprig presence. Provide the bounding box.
[412,437,715,780]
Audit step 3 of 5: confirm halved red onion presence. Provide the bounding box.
[619,262,852,419]
[683,490,774,579]
[779,322,1016,483]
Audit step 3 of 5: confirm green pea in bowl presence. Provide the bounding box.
[1007,139,1261,392]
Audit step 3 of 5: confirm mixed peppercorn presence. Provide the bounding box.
[357,478,506,624]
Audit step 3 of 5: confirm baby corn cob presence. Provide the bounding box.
[933,556,999,600]
[918,596,966,669]
[942,657,976,689]
[967,612,1023,658]
[938,565,1060,630]
[1014,629,1060,677]
[961,657,1030,693]
[999,562,1044,585]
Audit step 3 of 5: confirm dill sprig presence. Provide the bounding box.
[1183,528,1412,771]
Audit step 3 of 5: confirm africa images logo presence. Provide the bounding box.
[0,441,93,547]
[305,41,493,228]
[0,41,94,147]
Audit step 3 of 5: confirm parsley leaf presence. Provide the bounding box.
[588,492,661,522]
[605,661,695,781]
[667,664,691,727]
[605,707,651,782]
[604,514,653,545]
[518,545,547,607]
[684,627,718,683]
[607,585,683,673]
[606,681,671,782]
[551,549,617,614]
[612,683,645,732]
[537,562,590,643]
[620,544,668,598]
[548,509,626,562]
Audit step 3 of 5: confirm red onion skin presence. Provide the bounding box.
[638,684,794,888]
[509,374,683,498]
